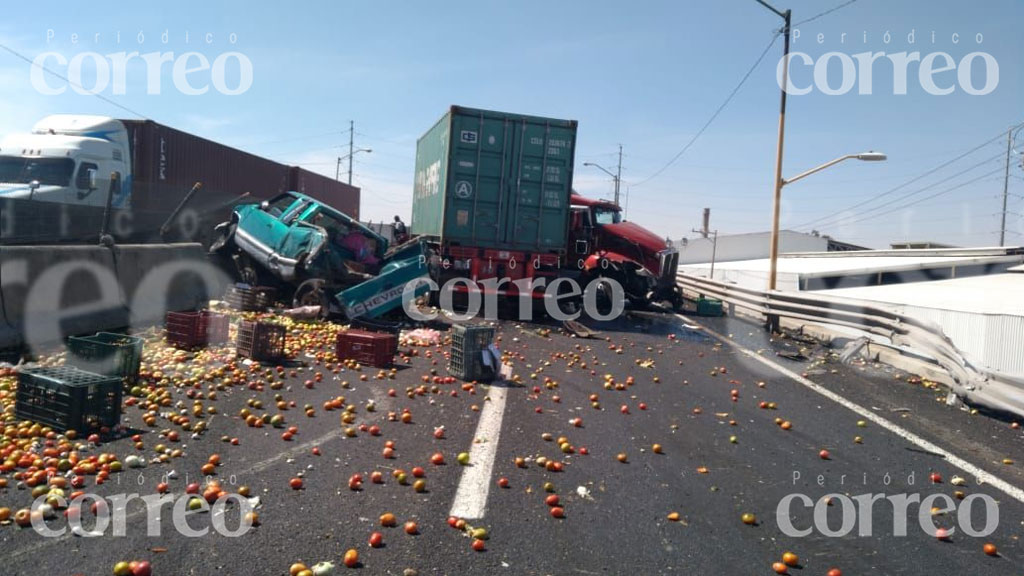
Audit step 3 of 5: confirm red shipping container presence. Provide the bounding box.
[336,330,398,368]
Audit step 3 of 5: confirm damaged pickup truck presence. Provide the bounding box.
[211,191,430,320]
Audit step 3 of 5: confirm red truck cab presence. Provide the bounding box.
[569,193,682,307]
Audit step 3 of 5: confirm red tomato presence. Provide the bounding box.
[471,538,486,551]
[369,532,383,548]
[289,477,303,490]
[343,549,359,568]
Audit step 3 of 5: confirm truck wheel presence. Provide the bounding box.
[293,278,329,316]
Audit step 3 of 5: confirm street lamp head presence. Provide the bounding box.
[856,151,887,161]
[583,162,594,167]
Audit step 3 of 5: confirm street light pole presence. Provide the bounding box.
[757,0,792,293]
[583,161,621,205]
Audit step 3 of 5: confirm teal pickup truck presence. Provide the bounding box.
[212,191,430,319]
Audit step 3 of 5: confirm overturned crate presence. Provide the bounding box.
[336,330,398,368]
[15,366,122,432]
[236,319,287,362]
[449,324,496,382]
[225,284,277,312]
[166,310,230,349]
[66,332,143,384]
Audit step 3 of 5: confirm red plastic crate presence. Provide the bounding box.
[166,311,229,348]
[336,330,397,368]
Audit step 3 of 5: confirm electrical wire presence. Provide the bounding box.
[1,43,150,120]
[793,0,859,27]
[793,126,1020,230]
[629,31,780,187]
[805,152,1004,229]
[826,166,1005,227]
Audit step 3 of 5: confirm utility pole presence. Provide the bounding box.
[758,0,792,293]
[614,144,623,207]
[701,208,711,238]
[348,120,355,186]
[999,123,1024,243]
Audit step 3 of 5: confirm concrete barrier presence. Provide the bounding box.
[111,243,227,325]
[0,243,225,350]
[0,245,127,349]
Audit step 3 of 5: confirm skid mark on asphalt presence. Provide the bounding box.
[448,384,509,520]
[681,314,1024,505]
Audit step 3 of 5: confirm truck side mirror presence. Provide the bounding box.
[87,168,98,190]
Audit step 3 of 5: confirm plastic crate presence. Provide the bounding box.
[696,297,723,317]
[224,284,276,312]
[166,310,230,348]
[336,330,398,368]
[449,324,496,382]
[66,332,143,383]
[236,320,287,361]
[15,366,122,432]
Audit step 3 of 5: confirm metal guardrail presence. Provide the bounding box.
[677,272,1024,418]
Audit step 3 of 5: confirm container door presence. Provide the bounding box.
[442,113,513,247]
[504,120,573,252]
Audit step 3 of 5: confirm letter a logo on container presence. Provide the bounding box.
[455,181,473,199]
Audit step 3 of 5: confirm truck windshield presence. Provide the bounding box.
[0,156,76,186]
[594,207,622,225]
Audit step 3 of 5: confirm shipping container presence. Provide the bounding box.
[411,106,577,254]
[123,120,293,221]
[288,166,360,219]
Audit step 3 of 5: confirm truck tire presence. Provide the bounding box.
[293,278,329,317]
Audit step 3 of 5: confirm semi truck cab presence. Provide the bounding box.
[570,193,681,307]
[0,115,132,208]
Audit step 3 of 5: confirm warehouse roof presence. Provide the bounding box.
[681,247,1024,279]
[828,273,1024,316]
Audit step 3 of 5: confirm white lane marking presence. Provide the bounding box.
[449,384,509,520]
[680,314,1024,505]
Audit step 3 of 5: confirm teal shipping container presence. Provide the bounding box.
[411,106,578,254]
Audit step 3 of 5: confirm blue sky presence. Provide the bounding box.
[2,0,1022,247]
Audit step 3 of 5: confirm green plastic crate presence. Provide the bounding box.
[449,324,496,382]
[67,332,143,383]
[696,297,723,317]
[15,366,122,432]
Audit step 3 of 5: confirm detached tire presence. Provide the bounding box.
[293,278,329,317]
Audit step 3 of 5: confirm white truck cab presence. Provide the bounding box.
[0,115,132,208]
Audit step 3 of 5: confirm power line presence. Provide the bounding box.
[251,128,350,147]
[807,153,1005,230]
[1,43,150,120]
[824,166,1005,228]
[793,0,859,27]
[793,126,1019,230]
[630,31,780,188]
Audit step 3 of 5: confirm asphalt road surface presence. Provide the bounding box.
[2,310,1022,575]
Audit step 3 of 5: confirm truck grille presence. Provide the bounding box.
[658,249,679,283]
